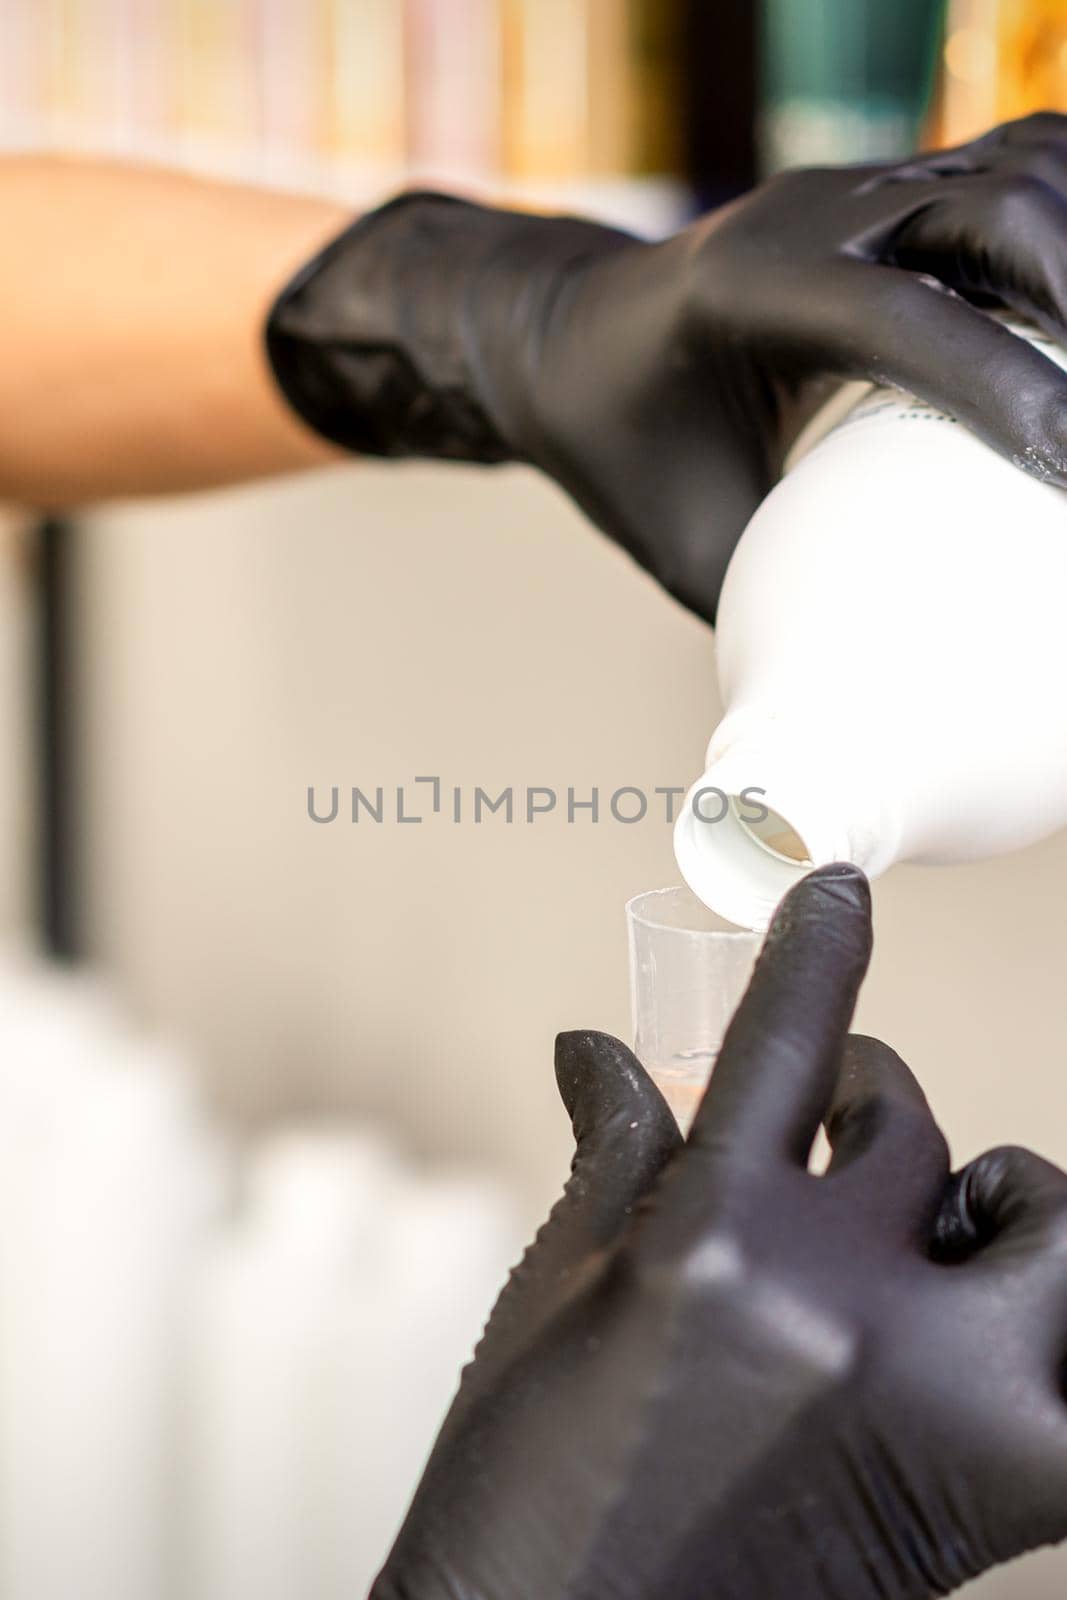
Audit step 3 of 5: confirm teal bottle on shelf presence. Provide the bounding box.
[759,0,947,172]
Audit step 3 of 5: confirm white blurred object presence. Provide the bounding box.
[333,1174,519,1592]
[0,954,225,1600]
[190,1135,518,1599]
[0,956,522,1600]
[188,1130,404,1600]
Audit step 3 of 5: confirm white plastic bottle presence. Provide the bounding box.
[674,320,1067,930]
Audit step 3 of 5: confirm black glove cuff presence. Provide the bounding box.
[266,192,522,463]
[266,189,640,467]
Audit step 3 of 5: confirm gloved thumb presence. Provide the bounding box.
[554,1029,683,1222]
[449,1031,680,1418]
[500,1030,679,1340]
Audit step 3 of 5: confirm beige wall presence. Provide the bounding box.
[75,461,1067,1596]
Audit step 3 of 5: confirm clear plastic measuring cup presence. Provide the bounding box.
[627,886,761,1133]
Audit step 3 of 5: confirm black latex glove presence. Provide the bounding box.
[373,863,1067,1600]
[269,112,1067,622]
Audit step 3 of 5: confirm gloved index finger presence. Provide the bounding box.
[688,865,872,1169]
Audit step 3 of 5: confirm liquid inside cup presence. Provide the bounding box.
[647,1056,712,1134]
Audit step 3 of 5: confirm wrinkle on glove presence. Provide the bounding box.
[269,113,1067,622]
[373,865,1067,1600]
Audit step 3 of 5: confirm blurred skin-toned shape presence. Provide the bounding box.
[0,157,347,504]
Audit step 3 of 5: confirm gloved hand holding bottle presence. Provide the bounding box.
[7,113,1067,591]
[373,864,1067,1600]
[270,112,1067,622]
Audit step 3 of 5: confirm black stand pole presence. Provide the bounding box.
[35,513,80,960]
